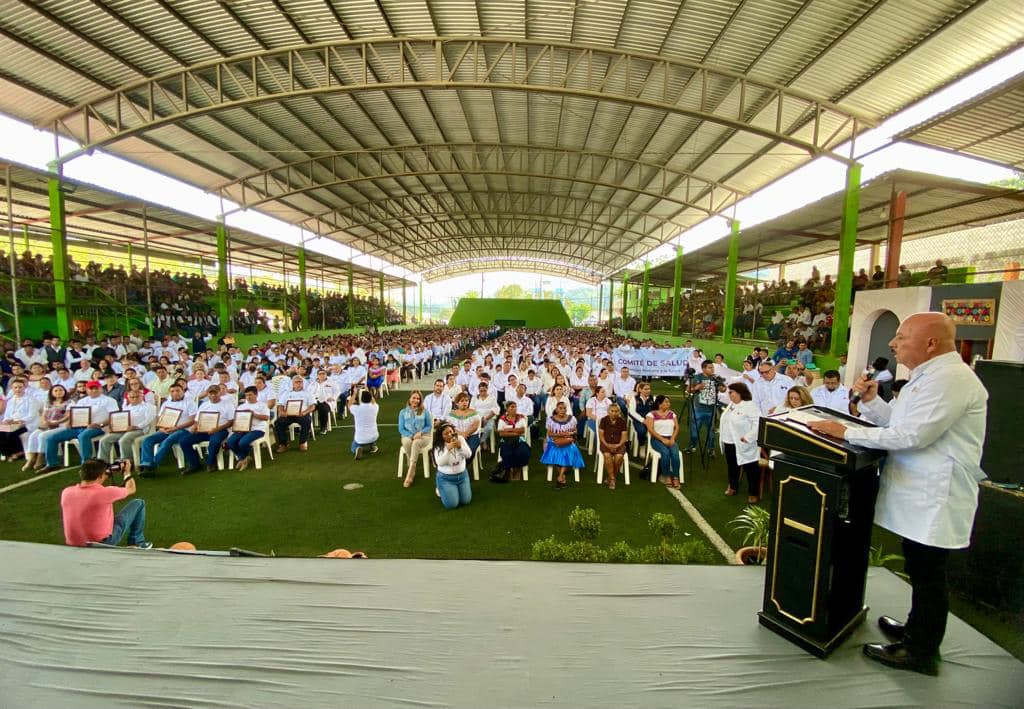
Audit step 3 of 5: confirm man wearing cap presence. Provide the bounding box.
[39,380,121,472]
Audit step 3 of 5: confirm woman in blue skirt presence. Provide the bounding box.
[540,400,586,488]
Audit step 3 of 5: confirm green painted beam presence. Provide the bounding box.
[831,163,862,357]
[621,274,629,331]
[671,245,683,336]
[640,260,651,332]
[607,280,614,324]
[297,246,309,329]
[379,271,386,324]
[47,178,72,340]
[722,220,740,343]
[215,220,230,333]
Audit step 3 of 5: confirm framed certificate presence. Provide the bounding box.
[70,406,91,428]
[285,399,302,417]
[157,408,182,429]
[108,411,131,433]
[197,411,220,433]
[232,410,253,432]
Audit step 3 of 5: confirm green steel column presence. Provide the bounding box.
[215,220,231,333]
[722,220,741,343]
[621,274,629,331]
[640,261,651,332]
[607,280,614,325]
[47,178,72,340]
[347,261,355,327]
[379,272,385,325]
[297,246,309,330]
[597,281,603,324]
[831,162,862,357]
[671,245,683,336]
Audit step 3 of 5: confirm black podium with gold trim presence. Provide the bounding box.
[756,406,885,657]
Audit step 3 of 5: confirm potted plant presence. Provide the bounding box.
[730,505,771,565]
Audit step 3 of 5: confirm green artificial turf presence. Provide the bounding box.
[0,381,718,560]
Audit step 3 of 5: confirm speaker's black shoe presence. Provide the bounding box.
[863,642,939,676]
[878,615,906,642]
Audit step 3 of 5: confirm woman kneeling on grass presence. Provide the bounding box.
[433,422,472,510]
[540,400,585,488]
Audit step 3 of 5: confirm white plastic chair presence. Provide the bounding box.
[546,465,580,483]
[132,438,185,470]
[646,445,684,484]
[288,421,316,441]
[226,434,274,470]
[596,451,631,485]
[397,444,431,480]
[192,441,226,470]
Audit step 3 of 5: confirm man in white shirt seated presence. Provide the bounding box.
[179,384,237,474]
[137,383,199,476]
[611,366,637,412]
[751,360,795,416]
[96,388,157,463]
[227,385,272,470]
[14,340,47,368]
[273,376,316,453]
[455,360,474,391]
[811,370,849,411]
[40,380,122,472]
[423,379,453,427]
[470,381,500,452]
[309,369,338,435]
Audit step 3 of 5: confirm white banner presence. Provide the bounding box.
[612,346,694,377]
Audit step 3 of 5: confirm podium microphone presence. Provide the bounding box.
[850,357,889,404]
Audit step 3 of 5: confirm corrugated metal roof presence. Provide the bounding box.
[628,170,1024,284]
[899,74,1024,170]
[1,0,1021,281]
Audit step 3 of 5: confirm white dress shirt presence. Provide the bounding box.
[612,375,637,398]
[844,351,987,549]
[235,401,270,433]
[811,384,850,411]
[423,392,452,421]
[73,394,120,427]
[752,373,795,416]
[197,397,237,428]
[3,394,42,431]
[157,397,198,428]
[121,401,157,431]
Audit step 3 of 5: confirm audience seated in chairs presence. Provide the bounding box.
[226,386,271,470]
[646,395,682,489]
[540,400,585,488]
[274,376,316,454]
[398,391,432,487]
[496,400,531,481]
[598,402,628,490]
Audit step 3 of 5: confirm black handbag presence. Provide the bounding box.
[488,462,509,483]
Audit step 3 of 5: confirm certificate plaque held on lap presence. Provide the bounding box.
[285,399,302,417]
[157,408,182,429]
[232,410,253,432]
[197,412,220,433]
[108,411,131,433]
[70,406,91,428]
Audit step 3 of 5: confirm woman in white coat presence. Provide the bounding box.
[719,382,762,503]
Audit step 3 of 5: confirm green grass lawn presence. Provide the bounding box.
[0,380,718,560]
[2,376,1020,661]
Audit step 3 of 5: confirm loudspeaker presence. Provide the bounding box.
[974,360,1024,485]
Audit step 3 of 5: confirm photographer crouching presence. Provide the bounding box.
[60,458,153,549]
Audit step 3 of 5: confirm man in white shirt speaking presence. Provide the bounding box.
[808,313,988,677]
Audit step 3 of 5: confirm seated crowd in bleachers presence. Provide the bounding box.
[636,260,945,351]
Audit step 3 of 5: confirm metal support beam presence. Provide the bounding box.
[621,274,629,331]
[142,207,153,326]
[671,245,683,337]
[608,280,614,325]
[347,261,355,327]
[5,166,21,343]
[640,261,651,333]
[215,220,230,334]
[722,220,741,344]
[597,281,603,325]
[418,280,423,323]
[402,282,407,324]
[297,246,309,330]
[47,177,72,340]
[831,163,862,358]
[884,189,907,289]
[379,271,385,325]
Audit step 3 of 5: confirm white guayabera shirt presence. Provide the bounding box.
[844,351,987,549]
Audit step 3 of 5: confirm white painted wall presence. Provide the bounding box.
[993,280,1024,361]
[846,287,933,386]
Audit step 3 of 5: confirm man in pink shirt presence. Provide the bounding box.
[60,458,152,548]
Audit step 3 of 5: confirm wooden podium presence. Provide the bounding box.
[756,405,885,657]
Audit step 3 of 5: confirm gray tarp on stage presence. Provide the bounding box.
[0,541,1020,709]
